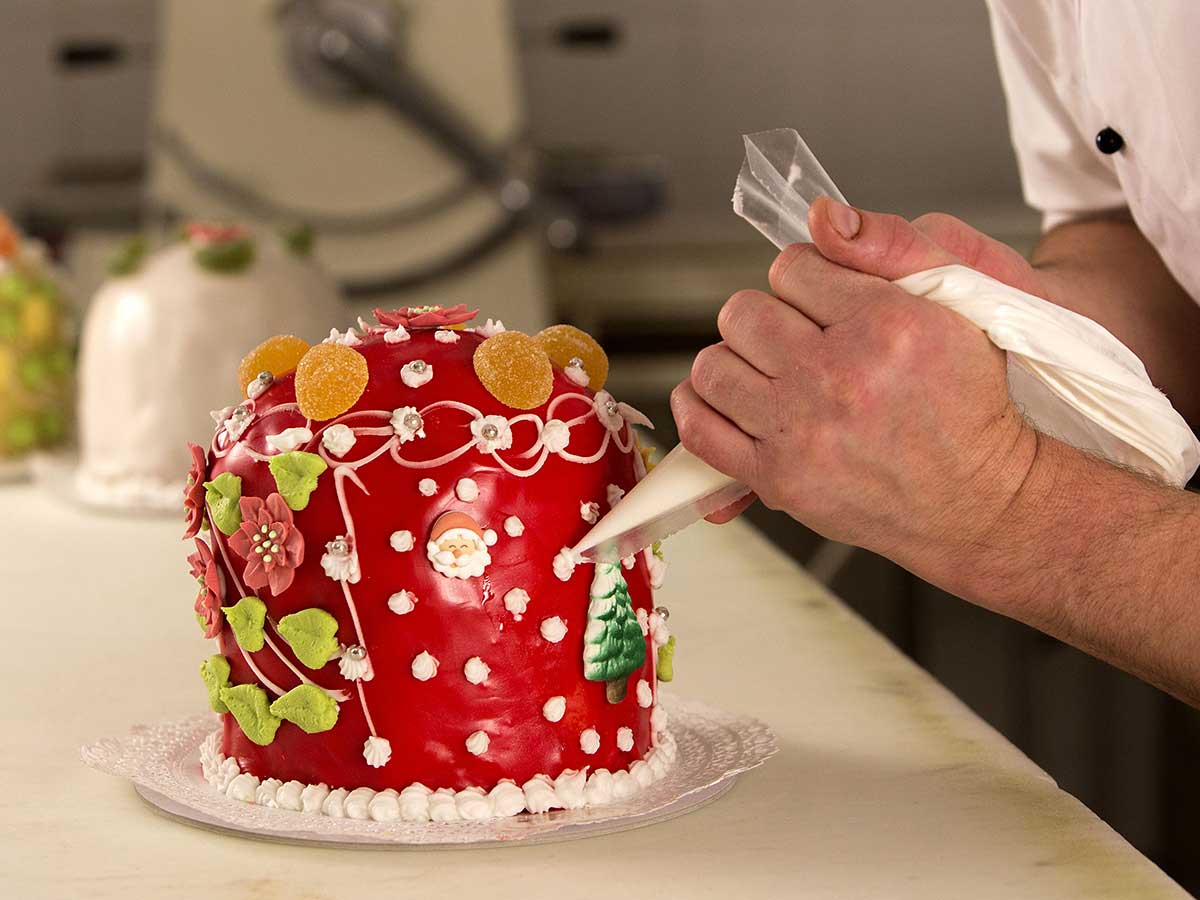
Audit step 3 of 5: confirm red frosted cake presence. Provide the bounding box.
[186,306,676,821]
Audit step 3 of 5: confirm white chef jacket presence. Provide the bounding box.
[986,0,1200,304]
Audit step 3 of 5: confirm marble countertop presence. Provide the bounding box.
[1,483,1187,899]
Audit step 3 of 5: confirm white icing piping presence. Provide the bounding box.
[201,728,678,822]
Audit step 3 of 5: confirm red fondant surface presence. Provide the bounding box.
[205,328,656,792]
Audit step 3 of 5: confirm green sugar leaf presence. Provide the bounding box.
[203,472,243,535]
[200,654,232,713]
[223,596,267,652]
[268,451,327,511]
[270,684,339,734]
[219,683,281,746]
[108,235,147,276]
[194,237,255,274]
[657,635,676,683]
[277,608,340,669]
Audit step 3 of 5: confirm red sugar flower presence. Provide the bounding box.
[187,537,223,639]
[182,442,207,539]
[185,222,249,245]
[373,304,478,330]
[229,493,305,595]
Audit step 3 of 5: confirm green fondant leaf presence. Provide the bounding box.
[223,596,267,652]
[277,608,340,669]
[194,238,255,274]
[651,540,665,561]
[270,684,339,734]
[268,451,327,511]
[200,655,232,713]
[219,684,281,746]
[657,635,676,683]
[108,235,147,276]
[280,223,315,258]
[203,472,243,535]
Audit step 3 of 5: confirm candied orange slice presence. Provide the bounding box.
[294,342,369,420]
[473,331,553,410]
[535,324,608,391]
[237,335,310,397]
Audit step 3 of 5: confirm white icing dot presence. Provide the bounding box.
[540,616,567,643]
[542,696,566,722]
[651,704,668,734]
[616,727,634,752]
[482,528,498,546]
[418,478,438,497]
[266,426,313,454]
[565,363,589,387]
[411,651,439,681]
[580,501,600,524]
[466,730,490,756]
[606,484,625,507]
[553,547,579,582]
[503,587,530,619]
[321,425,356,456]
[383,324,410,344]
[580,728,601,755]
[504,515,525,537]
[363,736,392,768]
[434,329,460,343]
[455,477,479,502]
[388,590,417,615]
[621,554,636,570]
[636,678,653,708]
[389,530,414,552]
[463,656,491,685]
[401,360,434,388]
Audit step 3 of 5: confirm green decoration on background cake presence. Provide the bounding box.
[280,223,315,258]
[268,451,327,511]
[270,684,339,734]
[193,237,255,274]
[657,635,676,682]
[277,608,340,669]
[199,654,232,713]
[223,596,266,652]
[203,472,243,535]
[218,683,281,746]
[108,236,147,276]
[0,215,74,460]
[583,562,647,703]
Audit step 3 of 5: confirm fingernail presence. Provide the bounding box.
[826,198,861,240]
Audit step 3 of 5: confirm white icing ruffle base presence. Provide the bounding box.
[199,730,677,823]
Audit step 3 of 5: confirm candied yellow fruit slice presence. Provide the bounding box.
[237,334,310,396]
[294,342,369,420]
[535,324,608,391]
[473,331,553,410]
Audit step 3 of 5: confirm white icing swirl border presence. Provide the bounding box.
[200,729,677,823]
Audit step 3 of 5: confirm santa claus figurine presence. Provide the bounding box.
[426,511,498,580]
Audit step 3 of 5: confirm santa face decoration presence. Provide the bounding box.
[426,511,497,580]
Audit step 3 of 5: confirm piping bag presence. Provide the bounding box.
[573,128,1200,563]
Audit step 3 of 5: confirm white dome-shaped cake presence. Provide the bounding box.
[76,224,343,508]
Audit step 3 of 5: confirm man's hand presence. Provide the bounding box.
[675,197,1044,563]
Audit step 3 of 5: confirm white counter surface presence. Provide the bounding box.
[0,484,1187,899]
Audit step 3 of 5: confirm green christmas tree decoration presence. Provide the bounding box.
[268,451,327,511]
[203,472,243,535]
[219,683,281,746]
[277,608,340,669]
[657,635,676,682]
[199,654,232,713]
[223,596,267,652]
[270,684,339,734]
[583,562,647,703]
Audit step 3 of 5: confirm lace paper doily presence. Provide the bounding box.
[81,695,777,847]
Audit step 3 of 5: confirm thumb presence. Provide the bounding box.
[808,196,959,281]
